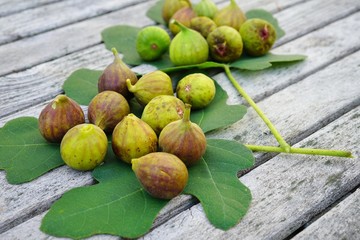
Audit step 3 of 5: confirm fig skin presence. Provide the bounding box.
[213,0,246,30]
[207,25,243,62]
[136,26,171,61]
[141,95,185,135]
[132,152,188,199]
[162,0,191,24]
[169,6,197,35]
[159,104,207,166]
[98,48,138,99]
[190,16,217,38]
[194,0,218,19]
[112,114,158,164]
[126,70,174,106]
[88,91,130,133]
[176,73,216,109]
[169,20,209,66]
[38,94,85,143]
[240,18,277,56]
[60,124,108,171]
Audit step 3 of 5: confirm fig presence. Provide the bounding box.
[38,94,85,143]
[162,0,191,24]
[169,6,197,35]
[88,91,130,133]
[240,18,277,56]
[126,70,174,106]
[207,25,243,62]
[136,26,171,61]
[141,95,185,134]
[169,20,209,66]
[190,16,217,38]
[176,73,216,109]
[98,48,138,99]
[60,123,108,171]
[194,0,218,19]
[132,152,188,199]
[112,114,158,164]
[159,104,206,166]
[213,0,246,30]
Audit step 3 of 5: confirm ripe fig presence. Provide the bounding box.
[176,73,216,109]
[38,94,85,143]
[207,25,243,62]
[162,0,191,24]
[240,18,277,56]
[60,123,108,171]
[169,6,197,35]
[169,20,209,66]
[141,95,185,134]
[132,152,188,199]
[126,70,174,106]
[194,0,218,19]
[98,48,138,99]
[159,104,206,166]
[88,91,130,133]
[190,16,217,38]
[112,114,158,164]
[213,0,246,30]
[136,26,171,61]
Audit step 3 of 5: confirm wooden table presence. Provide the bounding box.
[1,0,359,239]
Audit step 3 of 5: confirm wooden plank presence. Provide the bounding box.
[141,107,360,239]
[0,0,61,18]
[0,0,150,45]
[0,0,305,77]
[293,189,360,240]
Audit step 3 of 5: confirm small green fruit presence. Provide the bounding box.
[240,18,277,56]
[194,0,218,19]
[213,0,246,30]
[190,16,217,38]
[60,124,108,171]
[132,152,188,199]
[176,73,216,109]
[136,26,171,61]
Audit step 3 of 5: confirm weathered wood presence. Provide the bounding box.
[0,0,150,45]
[293,189,360,240]
[0,0,61,18]
[0,0,305,77]
[141,106,360,239]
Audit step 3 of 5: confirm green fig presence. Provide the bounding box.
[169,20,209,66]
[159,104,207,166]
[213,0,246,30]
[240,18,277,56]
[38,94,85,143]
[169,6,197,35]
[207,25,243,62]
[132,152,188,199]
[112,114,158,164]
[194,0,218,19]
[136,26,171,61]
[141,95,185,134]
[60,124,108,171]
[176,73,216,109]
[162,0,191,24]
[98,48,138,99]
[88,91,130,133]
[126,70,174,106]
[190,16,217,38]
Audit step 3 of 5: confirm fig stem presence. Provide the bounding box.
[172,19,188,32]
[111,47,121,63]
[223,64,291,152]
[245,144,353,158]
[183,104,192,122]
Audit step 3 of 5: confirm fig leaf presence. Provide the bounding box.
[0,117,63,184]
[146,0,166,25]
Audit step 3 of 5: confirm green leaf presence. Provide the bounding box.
[0,117,63,184]
[192,81,247,133]
[246,9,285,40]
[62,68,102,105]
[101,25,142,66]
[41,151,168,239]
[184,139,254,230]
[146,0,165,25]
[230,53,307,71]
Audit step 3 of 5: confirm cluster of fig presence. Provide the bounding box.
[136,0,277,65]
[38,48,216,200]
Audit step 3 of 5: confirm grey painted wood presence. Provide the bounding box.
[141,106,360,240]
[0,0,62,18]
[293,189,360,240]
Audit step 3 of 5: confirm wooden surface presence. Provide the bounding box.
[0,0,359,239]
